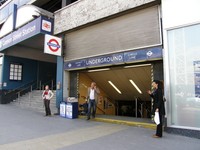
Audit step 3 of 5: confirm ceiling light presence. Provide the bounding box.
[129,80,142,94]
[88,68,110,72]
[108,81,122,94]
[124,64,151,68]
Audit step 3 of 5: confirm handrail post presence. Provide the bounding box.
[135,97,137,118]
[140,103,143,118]
[51,80,53,90]
[30,85,33,98]
[18,92,20,104]
[39,81,41,90]
[29,92,31,106]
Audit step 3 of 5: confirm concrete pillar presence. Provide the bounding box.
[56,56,64,109]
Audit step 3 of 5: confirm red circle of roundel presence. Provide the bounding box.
[47,39,60,52]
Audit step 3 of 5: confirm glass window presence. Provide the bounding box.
[18,0,32,6]
[0,4,9,22]
[9,63,22,81]
[168,24,200,128]
[10,76,13,80]
[0,0,32,23]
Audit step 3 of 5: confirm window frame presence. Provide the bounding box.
[9,63,23,81]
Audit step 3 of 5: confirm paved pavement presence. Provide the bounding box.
[0,104,199,150]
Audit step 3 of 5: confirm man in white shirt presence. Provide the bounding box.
[87,82,100,120]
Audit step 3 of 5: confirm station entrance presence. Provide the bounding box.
[72,61,163,119]
[0,5,57,104]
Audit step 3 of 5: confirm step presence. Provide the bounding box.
[12,90,58,114]
[15,100,57,106]
[79,116,156,130]
[17,97,56,102]
[12,102,57,113]
[13,102,56,108]
[12,102,56,108]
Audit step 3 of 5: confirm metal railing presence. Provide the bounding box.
[17,79,56,104]
[136,97,151,118]
[17,84,35,105]
[4,80,35,95]
[97,106,106,114]
[38,80,55,90]
[1,80,36,104]
[1,79,55,104]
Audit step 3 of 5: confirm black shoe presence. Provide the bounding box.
[87,117,90,120]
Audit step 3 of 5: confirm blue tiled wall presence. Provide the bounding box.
[1,55,37,90]
[1,55,56,90]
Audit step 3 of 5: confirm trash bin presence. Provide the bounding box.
[66,97,78,119]
[60,101,66,118]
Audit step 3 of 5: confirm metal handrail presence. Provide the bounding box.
[16,84,34,98]
[39,79,55,90]
[97,106,106,114]
[16,81,38,104]
[17,79,55,105]
[17,79,55,98]
[106,97,115,107]
[136,97,151,118]
[17,82,36,93]
[1,80,36,104]
[1,79,55,104]
[4,80,36,95]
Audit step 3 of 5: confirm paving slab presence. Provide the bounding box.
[0,105,199,150]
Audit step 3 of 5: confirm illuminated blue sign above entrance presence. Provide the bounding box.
[85,53,124,67]
[0,16,53,51]
[124,47,162,62]
[65,53,124,70]
[64,46,163,70]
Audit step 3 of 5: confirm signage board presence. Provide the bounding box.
[41,19,52,33]
[0,19,40,51]
[64,46,163,70]
[44,34,62,56]
[146,47,163,59]
[124,49,146,62]
[0,16,54,51]
[65,60,86,70]
[66,104,73,119]
[85,53,124,67]
[60,102,66,118]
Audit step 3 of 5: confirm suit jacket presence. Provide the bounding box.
[87,87,100,103]
[150,88,165,115]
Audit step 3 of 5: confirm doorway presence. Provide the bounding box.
[77,63,153,118]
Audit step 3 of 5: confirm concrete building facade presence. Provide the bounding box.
[162,0,200,138]
[54,0,164,124]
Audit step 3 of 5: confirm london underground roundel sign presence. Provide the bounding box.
[47,39,60,52]
[44,34,62,56]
